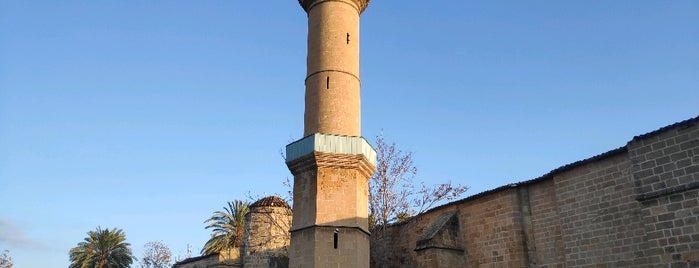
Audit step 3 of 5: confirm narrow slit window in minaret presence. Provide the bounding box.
[333,232,338,249]
[346,33,350,44]
[326,76,330,89]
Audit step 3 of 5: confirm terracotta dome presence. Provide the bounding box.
[250,196,291,209]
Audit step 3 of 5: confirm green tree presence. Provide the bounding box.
[202,200,250,255]
[69,227,135,268]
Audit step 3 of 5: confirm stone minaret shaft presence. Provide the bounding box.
[286,1,376,268]
[303,0,366,137]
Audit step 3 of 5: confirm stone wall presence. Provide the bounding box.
[460,189,528,267]
[175,196,291,268]
[173,252,242,268]
[629,119,699,266]
[554,150,647,266]
[176,117,698,268]
[243,197,292,268]
[527,178,564,267]
[370,116,699,267]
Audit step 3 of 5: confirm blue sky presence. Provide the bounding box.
[1,1,697,266]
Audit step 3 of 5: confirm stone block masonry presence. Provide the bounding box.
[175,117,697,268]
[554,151,648,267]
[287,1,375,267]
[629,117,699,267]
[370,115,699,268]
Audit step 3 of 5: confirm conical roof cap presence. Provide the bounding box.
[250,196,291,209]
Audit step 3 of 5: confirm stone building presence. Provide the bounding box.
[176,116,697,268]
[172,252,239,268]
[370,116,699,267]
[174,196,292,268]
[284,0,376,267]
[177,0,698,266]
[243,196,292,268]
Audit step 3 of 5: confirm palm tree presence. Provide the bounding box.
[69,227,135,268]
[202,200,250,255]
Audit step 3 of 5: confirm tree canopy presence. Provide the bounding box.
[202,200,250,255]
[69,227,135,268]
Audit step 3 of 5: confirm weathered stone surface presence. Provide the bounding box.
[415,211,462,251]
[244,197,292,268]
[371,116,699,268]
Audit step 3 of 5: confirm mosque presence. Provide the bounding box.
[175,0,699,267]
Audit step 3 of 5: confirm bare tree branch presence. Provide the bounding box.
[140,241,172,268]
[0,250,13,268]
[368,133,469,238]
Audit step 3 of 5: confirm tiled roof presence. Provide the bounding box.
[173,254,217,266]
[250,196,291,209]
[631,115,699,142]
[422,115,699,216]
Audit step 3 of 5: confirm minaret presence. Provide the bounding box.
[285,0,376,268]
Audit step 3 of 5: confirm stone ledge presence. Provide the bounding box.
[286,151,376,179]
[290,224,370,236]
[636,181,699,201]
[286,133,376,166]
[298,0,370,14]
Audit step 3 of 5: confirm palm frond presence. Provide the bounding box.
[69,227,135,268]
[201,200,250,255]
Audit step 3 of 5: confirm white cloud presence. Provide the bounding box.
[0,217,46,250]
